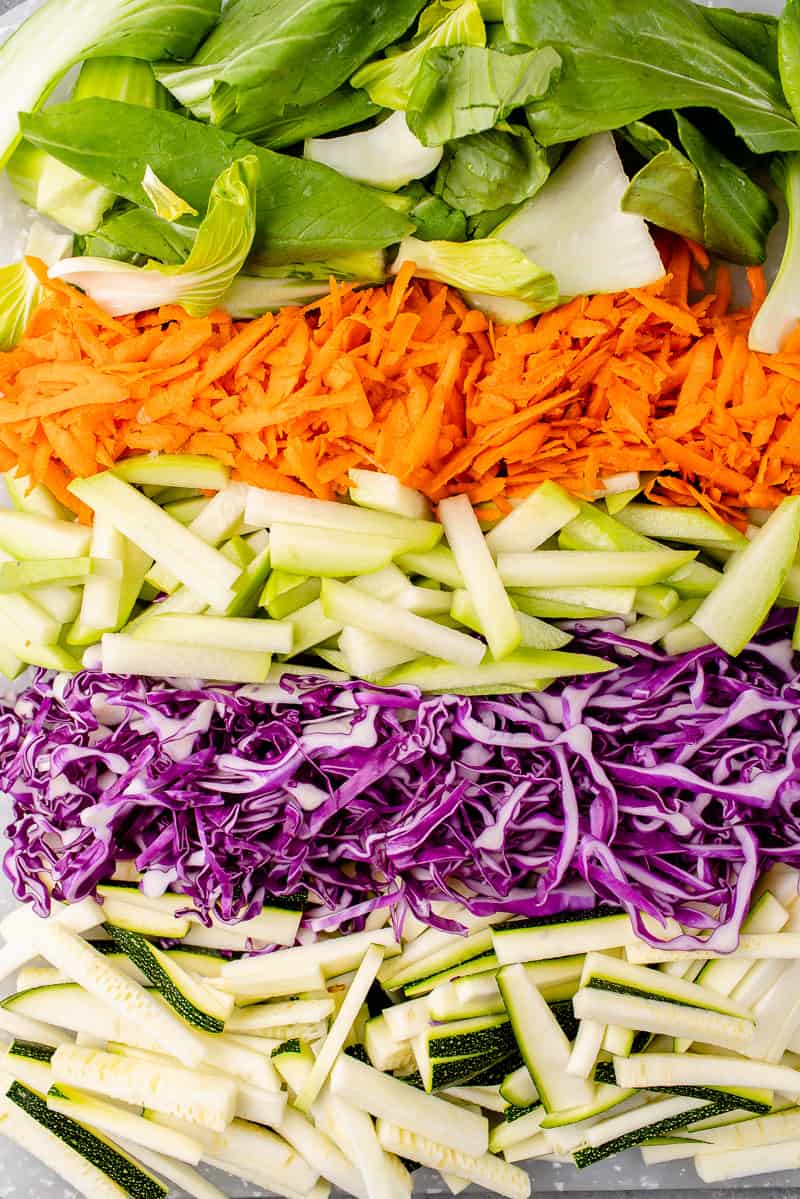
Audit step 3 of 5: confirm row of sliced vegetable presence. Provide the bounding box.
[4,873,800,1198]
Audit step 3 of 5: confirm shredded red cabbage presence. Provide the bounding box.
[2,615,799,948]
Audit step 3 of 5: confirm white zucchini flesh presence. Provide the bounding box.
[115,1138,228,1199]
[625,933,800,965]
[21,918,206,1067]
[214,966,326,1000]
[498,965,595,1113]
[746,959,800,1062]
[489,1108,547,1153]
[225,999,334,1034]
[243,488,441,550]
[567,1019,605,1078]
[330,1053,489,1157]
[443,1086,508,1114]
[50,1045,237,1133]
[580,951,755,1019]
[233,1083,287,1127]
[183,908,303,951]
[278,1105,368,1199]
[70,474,241,609]
[1,1051,53,1095]
[381,998,431,1043]
[349,470,431,521]
[102,634,272,685]
[377,1120,530,1199]
[485,482,580,555]
[98,897,191,939]
[732,960,788,1010]
[438,494,521,661]
[602,1025,635,1057]
[441,1173,470,1195]
[696,1139,800,1183]
[640,1140,705,1165]
[46,1086,203,1165]
[0,1094,136,1199]
[296,944,385,1112]
[365,1015,414,1073]
[429,975,504,1022]
[321,580,485,669]
[213,1118,319,1195]
[108,1034,282,1094]
[329,1098,412,1199]
[0,1005,74,1047]
[492,912,681,965]
[572,988,755,1053]
[687,1106,800,1151]
[542,1097,645,1155]
[585,1095,708,1148]
[613,1053,800,1095]
[222,928,400,983]
[502,1133,552,1164]
[144,1110,225,1155]
[0,899,103,983]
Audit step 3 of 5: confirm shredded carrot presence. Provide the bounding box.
[1,242,799,524]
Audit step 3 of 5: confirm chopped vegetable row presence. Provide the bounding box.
[4,868,800,1198]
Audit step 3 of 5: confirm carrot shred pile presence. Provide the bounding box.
[1,243,797,525]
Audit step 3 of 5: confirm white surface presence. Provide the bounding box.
[0,0,798,1195]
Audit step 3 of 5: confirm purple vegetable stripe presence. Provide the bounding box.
[1,615,799,947]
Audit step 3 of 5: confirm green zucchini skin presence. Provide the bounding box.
[8,1039,55,1064]
[6,1081,166,1199]
[104,924,224,1034]
[573,1100,736,1168]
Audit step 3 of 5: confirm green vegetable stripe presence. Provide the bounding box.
[586,976,729,1011]
[572,1101,733,1168]
[594,1061,617,1086]
[104,924,224,1034]
[427,1020,515,1058]
[271,1039,302,1058]
[264,889,308,913]
[7,1083,165,1199]
[8,1039,55,1064]
[343,1043,370,1065]
[505,1103,542,1124]
[468,1051,524,1086]
[402,949,496,993]
[549,999,579,1042]
[646,1086,770,1115]
[497,906,626,932]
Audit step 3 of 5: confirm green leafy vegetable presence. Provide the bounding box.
[8,57,170,235]
[0,0,220,168]
[467,206,515,238]
[154,0,427,121]
[391,235,558,314]
[505,0,800,153]
[225,87,381,148]
[674,114,776,265]
[401,183,468,240]
[622,116,777,265]
[21,100,413,264]
[749,155,800,353]
[434,126,552,216]
[622,121,705,244]
[705,8,779,75]
[780,0,800,127]
[351,0,486,111]
[90,207,199,265]
[490,132,663,301]
[142,167,198,221]
[0,223,73,350]
[51,156,259,317]
[407,45,561,146]
[305,111,443,191]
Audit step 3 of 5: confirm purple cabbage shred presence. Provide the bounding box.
[1,615,799,949]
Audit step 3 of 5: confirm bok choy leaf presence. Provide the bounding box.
[20,101,413,264]
[153,0,427,122]
[407,45,561,145]
[505,0,800,154]
[391,235,558,317]
[0,223,73,350]
[225,87,381,149]
[433,126,554,216]
[8,57,171,236]
[50,156,259,318]
[488,133,663,300]
[749,155,800,353]
[351,0,486,111]
[0,0,219,168]
[305,112,442,191]
[622,116,777,265]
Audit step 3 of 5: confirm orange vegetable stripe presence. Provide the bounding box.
[1,242,799,524]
